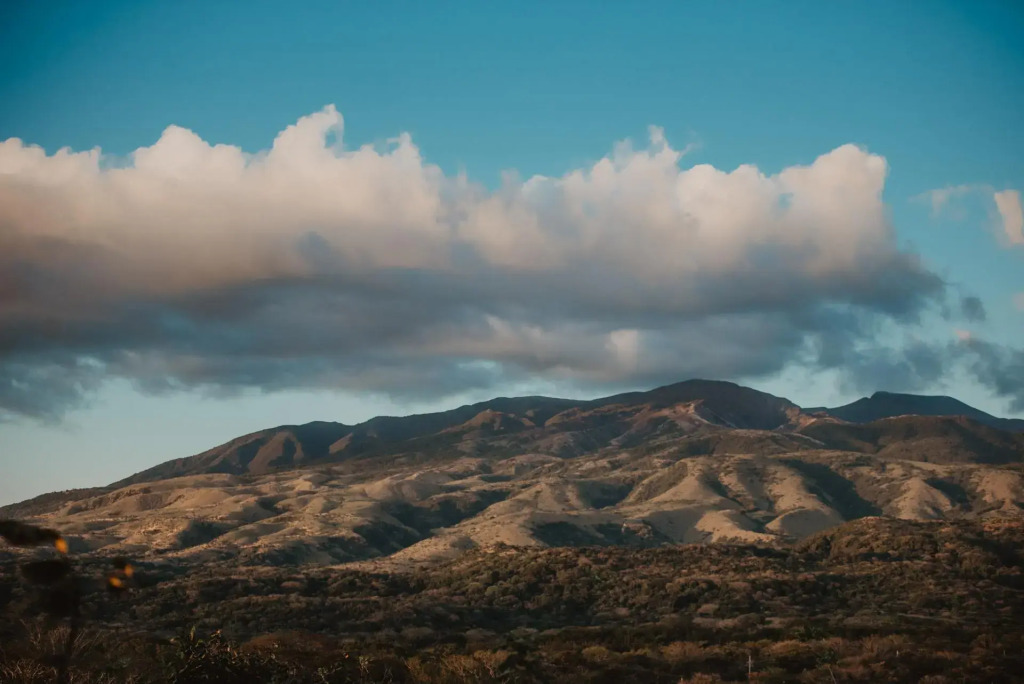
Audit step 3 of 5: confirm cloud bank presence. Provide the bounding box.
[1,105,1011,420]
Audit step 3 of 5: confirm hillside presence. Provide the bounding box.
[4,380,1022,568]
[797,414,1024,465]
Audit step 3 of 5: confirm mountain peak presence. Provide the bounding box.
[829,392,1024,432]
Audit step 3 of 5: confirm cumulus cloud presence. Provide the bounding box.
[0,106,965,419]
[994,189,1024,245]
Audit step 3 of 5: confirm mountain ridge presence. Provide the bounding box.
[109,379,802,486]
[108,380,1024,489]
[3,378,1022,568]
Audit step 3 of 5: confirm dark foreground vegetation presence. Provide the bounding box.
[2,517,1023,683]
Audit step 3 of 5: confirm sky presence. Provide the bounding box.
[1,0,1022,506]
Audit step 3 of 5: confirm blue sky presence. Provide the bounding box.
[1,0,1022,505]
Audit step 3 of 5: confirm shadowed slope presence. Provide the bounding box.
[799,414,1024,464]
[818,391,1024,432]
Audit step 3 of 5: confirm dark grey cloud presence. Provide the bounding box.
[812,331,1024,414]
[0,355,105,422]
[960,295,987,322]
[964,339,1024,412]
[0,271,954,421]
[832,341,950,396]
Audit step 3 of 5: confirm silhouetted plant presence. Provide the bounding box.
[1,519,134,684]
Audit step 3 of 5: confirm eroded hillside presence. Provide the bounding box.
[5,380,1022,566]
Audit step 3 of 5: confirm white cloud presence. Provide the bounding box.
[0,106,945,419]
[994,189,1024,245]
[924,184,1024,247]
[0,106,906,303]
[922,184,975,215]
[1014,292,1024,312]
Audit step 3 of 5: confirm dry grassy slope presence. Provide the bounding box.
[3,425,1021,568]
[5,380,1023,567]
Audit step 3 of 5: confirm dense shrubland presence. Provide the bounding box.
[2,517,1023,682]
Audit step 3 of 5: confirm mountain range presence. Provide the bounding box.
[4,379,1023,566]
